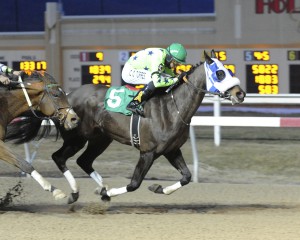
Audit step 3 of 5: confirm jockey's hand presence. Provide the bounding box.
[178,71,188,82]
[0,74,11,85]
[7,71,21,81]
[12,71,21,76]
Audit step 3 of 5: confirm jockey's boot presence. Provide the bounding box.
[126,81,155,117]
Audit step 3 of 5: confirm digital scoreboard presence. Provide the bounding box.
[12,61,47,71]
[243,50,280,94]
[62,48,300,94]
[80,51,112,87]
[287,50,300,93]
[246,64,279,94]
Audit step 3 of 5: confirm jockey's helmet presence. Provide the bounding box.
[166,43,187,64]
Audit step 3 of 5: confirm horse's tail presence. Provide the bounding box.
[5,111,60,144]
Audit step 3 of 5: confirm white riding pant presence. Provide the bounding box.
[122,63,152,85]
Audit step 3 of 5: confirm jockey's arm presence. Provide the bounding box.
[149,52,179,88]
[0,64,21,84]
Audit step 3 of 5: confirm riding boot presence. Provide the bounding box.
[126,81,155,116]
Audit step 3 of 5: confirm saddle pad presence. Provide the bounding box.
[104,86,138,115]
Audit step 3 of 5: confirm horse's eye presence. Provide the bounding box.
[51,90,61,97]
[216,70,225,81]
[58,87,65,93]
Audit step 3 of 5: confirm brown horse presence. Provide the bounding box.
[1,70,79,200]
[7,51,246,203]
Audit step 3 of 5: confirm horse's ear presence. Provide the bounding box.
[203,50,214,65]
[211,49,217,59]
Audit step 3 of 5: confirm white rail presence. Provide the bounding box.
[190,93,300,182]
[23,94,300,181]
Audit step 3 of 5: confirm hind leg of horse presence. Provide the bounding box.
[76,137,112,196]
[0,140,66,200]
[100,152,155,201]
[149,148,192,195]
[52,137,87,203]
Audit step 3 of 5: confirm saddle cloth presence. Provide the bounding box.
[104,85,138,115]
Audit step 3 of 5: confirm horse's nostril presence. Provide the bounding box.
[71,117,78,123]
[237,91,245,99]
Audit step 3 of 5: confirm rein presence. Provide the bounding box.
[17,75,49,120]
[16,74,71,125]
[182,73,230,99]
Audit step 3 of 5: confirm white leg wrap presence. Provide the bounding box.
[90,171,103,188]
[64,170,78,193]
[31,170,52,192]
[163,181,182,195]
[107,186,127,197]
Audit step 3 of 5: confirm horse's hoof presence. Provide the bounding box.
[53,189,67,200]
[148,184,164,194]
[100,187,111,202]
[68,192,79,204]
[94,185,108,195]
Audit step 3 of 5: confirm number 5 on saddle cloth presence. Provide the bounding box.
[104,85,139,116]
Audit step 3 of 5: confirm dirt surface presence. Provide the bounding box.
[1,177,300,240]
[0,129,300,240]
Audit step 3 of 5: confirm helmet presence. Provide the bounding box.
[166,43,187,63]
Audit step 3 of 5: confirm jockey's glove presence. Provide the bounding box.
[7,71,21,81]
[178,71,188,82]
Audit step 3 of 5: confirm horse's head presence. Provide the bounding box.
[21,71,79,130]
[203,50,246,105]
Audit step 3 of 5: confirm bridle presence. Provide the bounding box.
[180,62,232,100]
[169,63,232,126]
[17,74,73,125]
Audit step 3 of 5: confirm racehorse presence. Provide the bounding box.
[1,70,79,200]
[6,50,246,203]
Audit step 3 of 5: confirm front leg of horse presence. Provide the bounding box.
[52,140,86,204]
[148,149,192,195]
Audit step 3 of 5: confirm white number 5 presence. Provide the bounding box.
[107,89,125,108]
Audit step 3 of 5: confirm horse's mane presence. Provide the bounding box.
[187,61,203,75]
[5,111,61,144]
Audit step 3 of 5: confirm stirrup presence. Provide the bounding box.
[127,107,145,117]
[126,104,145,117]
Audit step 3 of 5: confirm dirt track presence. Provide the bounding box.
[1,132,300,240]
[1,176,300,240]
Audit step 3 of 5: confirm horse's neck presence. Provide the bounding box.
[7,88,40,120]
[171,65,206,124]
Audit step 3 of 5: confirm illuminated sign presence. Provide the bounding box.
[224,64,236,75]
[287,50,300,61]
[246,64,279,94]
[176,64,192,73]
[81,65,112,86]
[244,50,270,61]
[215,51,227,61]
[12,61,47,71]
[256,0,299,14]
[80,52,104,62]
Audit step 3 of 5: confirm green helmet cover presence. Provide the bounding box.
[166,43,187,63]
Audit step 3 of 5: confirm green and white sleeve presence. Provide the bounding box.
[0,63,13,74]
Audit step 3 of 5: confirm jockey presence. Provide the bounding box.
[0,63,20,85]
[122,43,188,116]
